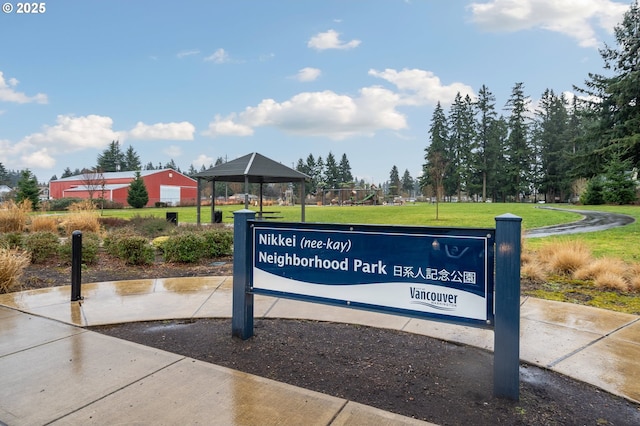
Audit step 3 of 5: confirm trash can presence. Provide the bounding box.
[214,210,223,223]
[166,212,178,225]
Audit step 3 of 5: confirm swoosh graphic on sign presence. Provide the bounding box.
[410,301,456,311]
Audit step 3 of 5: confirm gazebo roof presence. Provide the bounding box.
[193,152,309,183]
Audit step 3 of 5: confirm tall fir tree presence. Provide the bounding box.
[575,0,640,172]
[97,140,125,172]
[123,146,142,171]
[504,82,533,201]
[15,170,40,210]
[127,171,149,208]
[338,153,353,186]
[324,152,340,188]
[448,93,476,200]
[388,165,401,196]
[421,102,450,198]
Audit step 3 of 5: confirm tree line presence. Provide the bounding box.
[422,1,639,205]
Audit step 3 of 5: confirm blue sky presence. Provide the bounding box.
[0,0,631,185]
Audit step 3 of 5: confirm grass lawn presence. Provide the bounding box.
[99,202,581,229]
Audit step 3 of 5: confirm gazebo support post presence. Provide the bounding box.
[211,179,216,223]
[244,176,249,209]
[300,178,306,222]
[196,178,201,225]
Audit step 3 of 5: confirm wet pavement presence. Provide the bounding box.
[1,276,639,425]
[525,206,635,238]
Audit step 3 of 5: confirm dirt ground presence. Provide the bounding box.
[17,255,640,425]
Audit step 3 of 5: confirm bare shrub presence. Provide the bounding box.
[0,200,30,233]
[68,199,96,211]
[537,240,592,275]
[29,215,60,233]
[0,248,30,293]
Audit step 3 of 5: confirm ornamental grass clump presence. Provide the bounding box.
[0,248,30,293]
[537,240,592,276]
[0,200,30,233]
[29,215,60,233]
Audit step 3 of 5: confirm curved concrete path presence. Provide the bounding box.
[525,206,635,238]
[1,276,639,425]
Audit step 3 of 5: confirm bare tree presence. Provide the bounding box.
[82,169,106,201]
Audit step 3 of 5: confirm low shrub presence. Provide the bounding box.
[0,232,24,249]
[201,229,233,258]
[103,228,154,265]
[29,215,60,233]
[129,214,175,238]
[23,231,60,264]
[151,236,170,253]
[48,198,84,211]
[0,248,30,293]
[163,232,206,263]
[98,216,130,230]
[58,232,101,265]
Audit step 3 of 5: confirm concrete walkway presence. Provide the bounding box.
[1,276,639,425]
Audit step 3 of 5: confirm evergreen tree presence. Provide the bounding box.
[603,152,637,205]
[15,169,40,210]
[145,162,155,170]
[575,0,640,171]
[97,140,125,172]
[187,164,198,176]
[504,82,533,201]
[448,93,476,200]
[421,102,450,198]
[473,85,501,201]
[127,171,149,208]
[401,169,414,195]
[123,146,142,171]
[338,153,353,185]
[580,176,605,205]
[533,89,572,202]
[388,165,401,196]
[61,167,74,178]
[324,152,340,188]
[164,159,178,171]
[0,162,9,185]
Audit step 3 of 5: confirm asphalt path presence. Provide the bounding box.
[524,206,635,238]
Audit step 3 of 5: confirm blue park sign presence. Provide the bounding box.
[232,210,522,400]
[252,222,495,327]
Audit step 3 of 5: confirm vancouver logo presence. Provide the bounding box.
[409,286,458,311]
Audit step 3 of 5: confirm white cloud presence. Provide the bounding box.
[192,154,214,168]
[294,67,322,82]
[202,114,254,137]
[0,71,48,104]
[20,114,120,150]
[164,145,183,158]
[368,68,475,106]
[307,29,361,50]
[127,121,195,140]
[177,49,200,58]
[4,114,120,170]
[204,67,473,140]
[468,0,628,48]
[204,48,231,63]
[21,148,56,169]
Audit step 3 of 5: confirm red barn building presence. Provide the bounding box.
[49,169,198,207]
